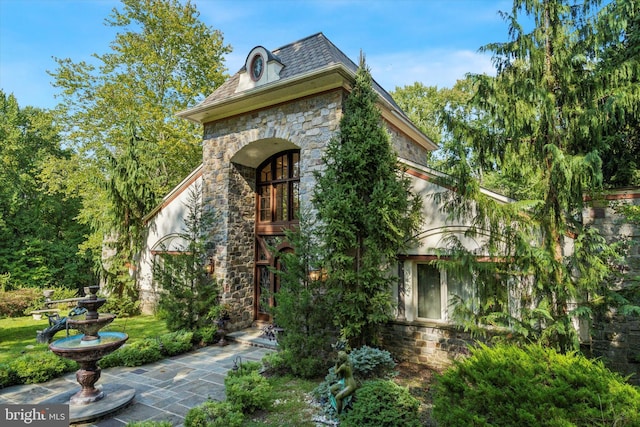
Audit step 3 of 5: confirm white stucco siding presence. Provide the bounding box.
[403,163,490,256]
[137,167,203,313]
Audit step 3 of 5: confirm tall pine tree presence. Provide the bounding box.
[437,0,638,352]
[313,54,422,347]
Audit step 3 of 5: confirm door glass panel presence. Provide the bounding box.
[258,265,270,314]
[292,181,299,220]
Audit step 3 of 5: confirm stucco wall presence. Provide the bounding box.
[138,171,203,314]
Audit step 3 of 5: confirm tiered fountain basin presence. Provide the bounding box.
[45,286,135,422]
[49,331,127,364]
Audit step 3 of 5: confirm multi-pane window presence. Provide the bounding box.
[416,264,474,321]
[257,151,300,223]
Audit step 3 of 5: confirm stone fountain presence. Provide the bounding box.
[45,285,135,423]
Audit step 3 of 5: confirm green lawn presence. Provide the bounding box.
[0,315,168,365]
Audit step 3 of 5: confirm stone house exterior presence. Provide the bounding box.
[584,188,640,382]
[138,33,640,376]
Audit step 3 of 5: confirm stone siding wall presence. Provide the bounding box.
[201,90,343,330]
[388,122,430,167]
[585,194,640,384]
[381,321,474,371]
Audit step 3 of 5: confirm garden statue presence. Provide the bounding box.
[330,350,357,414]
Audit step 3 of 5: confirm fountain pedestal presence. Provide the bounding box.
[47,286,135,423]
[73,360,103,404]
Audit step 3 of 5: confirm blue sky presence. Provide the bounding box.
[0,0,513,110]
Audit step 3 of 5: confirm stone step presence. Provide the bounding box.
[227,327,279,350]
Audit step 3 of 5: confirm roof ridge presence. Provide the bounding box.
[272,31,325,53]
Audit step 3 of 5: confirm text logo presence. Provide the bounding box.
[1,404,68,427]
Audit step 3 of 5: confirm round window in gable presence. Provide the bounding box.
[250,54,264,81]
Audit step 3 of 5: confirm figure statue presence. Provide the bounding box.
[35,306,87,344]
[329,350,357,414]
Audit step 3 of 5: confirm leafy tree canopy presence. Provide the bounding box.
[44,0,231,288]
[426,0,639,352]
[0,90,93,290]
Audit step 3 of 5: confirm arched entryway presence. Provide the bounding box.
[254,150,300,321]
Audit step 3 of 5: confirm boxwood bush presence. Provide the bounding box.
[99,338,162,368]
[11,351,77,384]
[184,400,244,427]
[224,364,272,413]
[433,343,640,426]
[340,379,420,427]
[158,330,193,356]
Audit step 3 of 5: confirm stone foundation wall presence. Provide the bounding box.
[381,321,475,371]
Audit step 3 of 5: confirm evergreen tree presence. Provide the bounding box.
[313,54,422,347]
[437,0,638,352]
[155,185,219,332]
[103,122,158,298]
[271,217,337,378]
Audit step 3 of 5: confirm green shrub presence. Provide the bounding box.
[270,226,338,379]
[158,330,193,356]
[340,379,420,427]
[184,400,244,427]
[193,326,217,345]
[100,293,141,317]
[0,288,41,317]
[126,422,173,427]
[433,343,640,427]
[100,339,162,368]
[224,370,272,413]
[348,345,397,380]
[0,363,19,387]
[226,360,262,378]
[261,351,290,376]
[12,352,77,384]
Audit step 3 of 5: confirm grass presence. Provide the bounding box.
[0,314,168,365]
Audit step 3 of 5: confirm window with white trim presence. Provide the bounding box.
[416,263,474,321]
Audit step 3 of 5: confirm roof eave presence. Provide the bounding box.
[177,63,437,152]
[176,64,352,124]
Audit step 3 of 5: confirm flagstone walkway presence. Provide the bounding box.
[0,329,275,426]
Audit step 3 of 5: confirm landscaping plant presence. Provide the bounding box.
[224,361,273,413]
[312,53,422,348]
[314,345,399,419]
[155,186,221,333]
[340,379,421,427]
[433,343,640,426]
[271,221,337,378]
[184,400,244,427]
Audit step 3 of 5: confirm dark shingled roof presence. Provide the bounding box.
[197,32,405,115]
